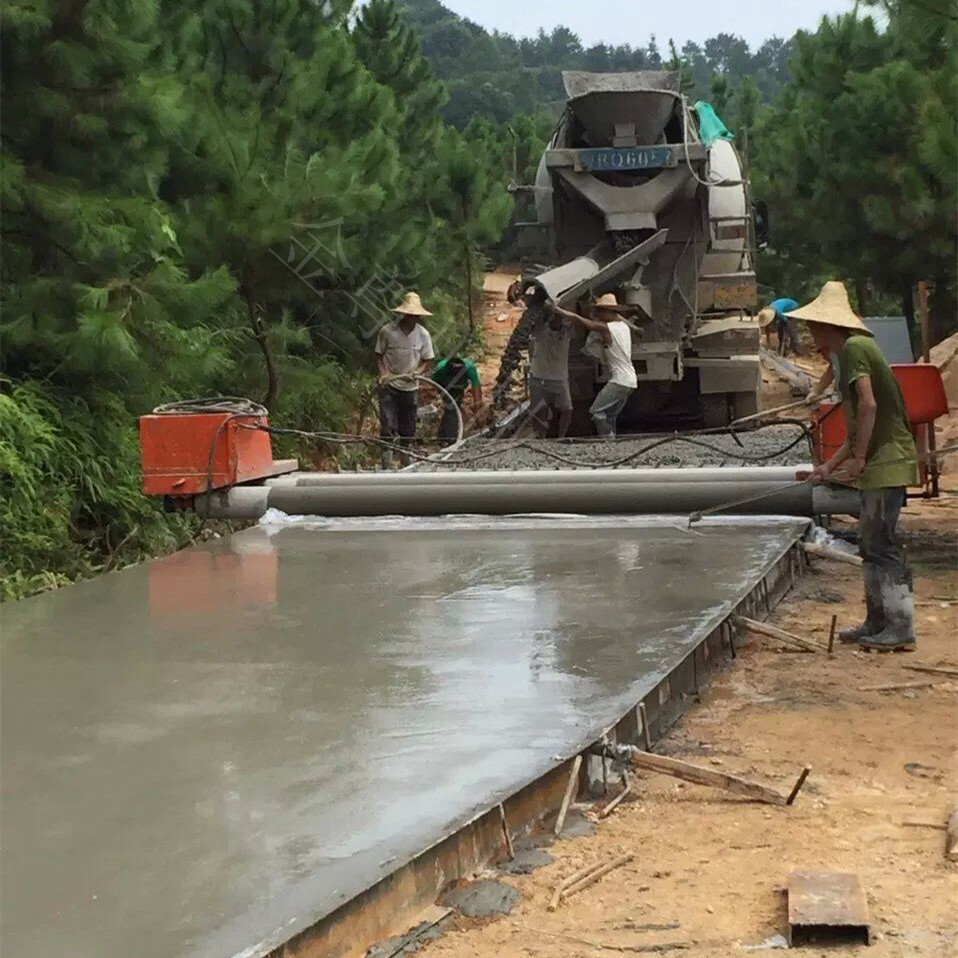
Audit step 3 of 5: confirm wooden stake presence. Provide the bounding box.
[828,614,838,655]
[733,615,828,653]
[497,803,514,861]
[626,748,791,806]
[547,859,605,911]
[902,664,958,679]
[560,852,634,902]
[946,804,958,862]
[598,780,632,819]
[638,701,652,751]
[786,766,813,806]
[554,755,582,836]
[858,680,935,693]
[802,541,863,567]
[918,280,939,498]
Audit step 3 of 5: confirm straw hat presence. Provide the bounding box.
[786,281,872,335]
[757,306,776,327]
[592,292,630,313]
[392,291,433,317]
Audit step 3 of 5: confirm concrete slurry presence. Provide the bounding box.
[417,425,811,472]
[0,515,806,958]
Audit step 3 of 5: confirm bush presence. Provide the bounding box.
[0,380,194,601]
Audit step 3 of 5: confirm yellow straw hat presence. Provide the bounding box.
[786,281,872,335]
[392,291,433,317]
[592,292,630,313]
[757,306,776,327]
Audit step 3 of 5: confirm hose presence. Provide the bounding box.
[152,397,268,417]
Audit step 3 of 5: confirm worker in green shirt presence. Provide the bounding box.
[791,282,919,651]
[432,355,484,444]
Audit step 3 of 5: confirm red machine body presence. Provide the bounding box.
[140,412,297,496]
[812,363,948,487]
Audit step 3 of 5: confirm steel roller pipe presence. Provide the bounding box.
[195,469,860,520]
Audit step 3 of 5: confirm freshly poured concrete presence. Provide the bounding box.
[1,516,806,958]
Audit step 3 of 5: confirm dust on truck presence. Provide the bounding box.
[514,70,762,429]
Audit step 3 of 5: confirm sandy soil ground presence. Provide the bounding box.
[476,266,523,398]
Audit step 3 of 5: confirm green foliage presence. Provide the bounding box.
[752,6,957,336]
[0,381,194,601]
[397,0,794,128]
[0,0,513,600]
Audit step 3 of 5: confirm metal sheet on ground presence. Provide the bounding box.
[1,515,806,958]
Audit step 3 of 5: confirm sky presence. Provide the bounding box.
[438,0,858,49]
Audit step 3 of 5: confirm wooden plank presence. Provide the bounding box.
[560,852,634,903]
[627,748,789,806]
[902,664,958,678]
[788,870,870,946]
[548,859,605,911]
[733,615,827,653]
[598,780,631,819]
[947,804,958,862]
[858,680,935,693]
[802,541,863,567]
[497,803,514,861]
[554,755,582,836]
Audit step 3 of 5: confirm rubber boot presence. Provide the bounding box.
[858,567,915,652]
[839,563,884,643]
[380,448,394,471]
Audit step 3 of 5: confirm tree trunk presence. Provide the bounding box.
[464,244,475,336]
[854,278,869,316]
[901,281,917,345]
[243,287,278,410]
[930,274,957,346]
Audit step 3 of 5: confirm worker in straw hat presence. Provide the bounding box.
[374,291,435,468]
[790,281,919,651]
[759,296,799,355]
[547,292,638,437]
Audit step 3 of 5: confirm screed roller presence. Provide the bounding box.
[195,467,860,520]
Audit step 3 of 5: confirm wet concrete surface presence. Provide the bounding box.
[0,515,805,958]
[419,425,811,472]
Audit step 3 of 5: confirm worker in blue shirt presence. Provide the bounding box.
[767,297,799,356]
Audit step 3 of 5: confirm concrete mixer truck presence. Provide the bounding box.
[505,70,763,430]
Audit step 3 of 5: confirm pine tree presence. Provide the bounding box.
[752,8,956,333]
[1,0,236,401]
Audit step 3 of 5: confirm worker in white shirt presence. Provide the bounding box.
[547,292,638,437]
[375,291,435,468]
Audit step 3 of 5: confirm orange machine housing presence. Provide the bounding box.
[812,363,948,486]
[140,412,297,496]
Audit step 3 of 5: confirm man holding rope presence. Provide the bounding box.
[792,282,919,652]
[375,291,435,469]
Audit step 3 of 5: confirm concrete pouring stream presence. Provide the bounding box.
[1,514,807,958]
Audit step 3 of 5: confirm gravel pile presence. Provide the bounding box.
[418,425,812,472]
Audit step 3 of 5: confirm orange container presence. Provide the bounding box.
[140,412,296,496]
[811,363,947,484]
